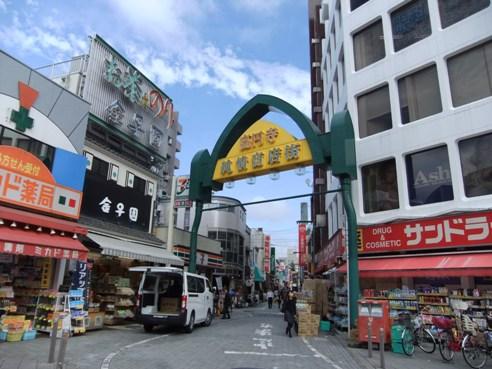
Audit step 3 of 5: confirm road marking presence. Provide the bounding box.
[224,351,316,358]
[100,334,169,369]
[301,337,344,369]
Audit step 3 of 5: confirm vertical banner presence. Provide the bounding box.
[298,223,307,267]
[270,247,276,275]
[264,235,271,273]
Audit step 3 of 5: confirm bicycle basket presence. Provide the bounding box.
[462,315,478,336]
[432,316,455,329]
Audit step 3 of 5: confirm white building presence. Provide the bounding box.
[319,1,492,277]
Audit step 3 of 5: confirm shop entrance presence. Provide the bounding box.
[188,94,360,327]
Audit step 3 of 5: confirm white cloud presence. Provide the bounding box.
[232,0,286,15]
[0,0,6,12]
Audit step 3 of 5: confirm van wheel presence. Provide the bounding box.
[185,312,195,333]
[203,309,212,327]
[144,324,154,333]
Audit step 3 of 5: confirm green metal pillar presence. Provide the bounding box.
[189,201,203,273]
[341,176,360,328]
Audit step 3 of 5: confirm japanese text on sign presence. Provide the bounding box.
[99,196,139,222]
[0,242,86,261]
[358,211,492,253]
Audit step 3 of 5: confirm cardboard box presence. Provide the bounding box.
[159,297,180,314]
[86,312,104,330]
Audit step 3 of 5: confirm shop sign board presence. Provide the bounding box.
[84,36,175,157]
[175,175,192,208]
[0,241,86,261]
[358,210,492,254]
[81,174,152,231]
[264,235,271,273]
[298,224,307,267]
[197,252,208,266]
[315,230,345,269]
[213,120,313,182]
[270,247,275,275]
[0,146,82,219]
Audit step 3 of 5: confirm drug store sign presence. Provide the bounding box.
[0,146,82,219]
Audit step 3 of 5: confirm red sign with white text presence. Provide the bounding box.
[264,235,271,273]
[358,211,492,254]
[0,241,87,261]
[315,230,345,271]
[298,224,307,266]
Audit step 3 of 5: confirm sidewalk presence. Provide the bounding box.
[308,331,469,369]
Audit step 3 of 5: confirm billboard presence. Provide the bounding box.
[264,235,271,273]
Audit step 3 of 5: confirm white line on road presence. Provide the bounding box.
[224,351,316,358]
[301,337,344,369]
[100,334,169,369]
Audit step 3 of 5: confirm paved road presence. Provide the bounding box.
[0,304,473,369]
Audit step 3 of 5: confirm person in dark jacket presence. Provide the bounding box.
[222,288,231,319]
[282,291,297,337]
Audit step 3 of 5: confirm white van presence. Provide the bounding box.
[131,267,214,333]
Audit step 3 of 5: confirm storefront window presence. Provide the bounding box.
[357,85,392,138]
[459,133,492,197]
[406,146,453,206]
[398,64,442,124]
[353,19,385,71]
[91,156,109,179]
[391,0,432,52]
[362,159,399,213]
[438,0,490,28]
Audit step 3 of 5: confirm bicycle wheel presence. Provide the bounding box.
[462,334,487,369]
[401,328,415,356]
[438,330,455,361]
[415,327,436,354]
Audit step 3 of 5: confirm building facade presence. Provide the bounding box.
[174,196,250,288]
[319,0,492,326]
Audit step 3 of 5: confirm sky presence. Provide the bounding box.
[0,0,314,257]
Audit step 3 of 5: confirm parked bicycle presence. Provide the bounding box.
[401,314,436,356]
[462,327,492,368]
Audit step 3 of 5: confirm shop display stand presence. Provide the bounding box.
[0,272,15,315]
[34,292,69,334]
[334,286,348,330]
[69,289,86,335]
[114,287,135,321]
[364,289,418,318]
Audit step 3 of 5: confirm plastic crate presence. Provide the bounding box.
[23,330,36,341]
[0,330,7,342]
[320,320,331,332]
[391,325,405,341]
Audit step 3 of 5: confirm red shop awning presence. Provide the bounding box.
[0,226,88,261]
[338,253,492,278]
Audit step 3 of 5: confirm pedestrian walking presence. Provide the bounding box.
[279,283,289,310]
[282,291,297,337]
[274,289,281,309]
[222,288,231,319]
[267,289,274,309]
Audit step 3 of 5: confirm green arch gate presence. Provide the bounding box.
[188,94,360,327]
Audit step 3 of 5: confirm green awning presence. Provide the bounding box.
[254,266,264,282]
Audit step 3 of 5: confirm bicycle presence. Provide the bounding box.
[461,317,492,369]
[401,314,436,356]
[433,315,462,361]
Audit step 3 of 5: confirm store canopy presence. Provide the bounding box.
[87,232,184,266]
[338,253,492,278]
[0,226,88,261]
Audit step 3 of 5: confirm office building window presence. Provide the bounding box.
[398,65,442,124]
[391,0,431,52]
[351,0,370,11]
[362,159,399,213]
[91,156,109,179]
[406,146,453,206]
[438,0,490,28]
[448,40,492,107]
[353,20,385,70]
[357,85,392,138]
[459,133,492,197]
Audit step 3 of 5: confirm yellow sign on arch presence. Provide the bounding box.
[213,120,313,182]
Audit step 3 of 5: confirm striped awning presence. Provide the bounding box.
[88,232,183,266]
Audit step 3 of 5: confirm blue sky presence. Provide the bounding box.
[0,0,314,256]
